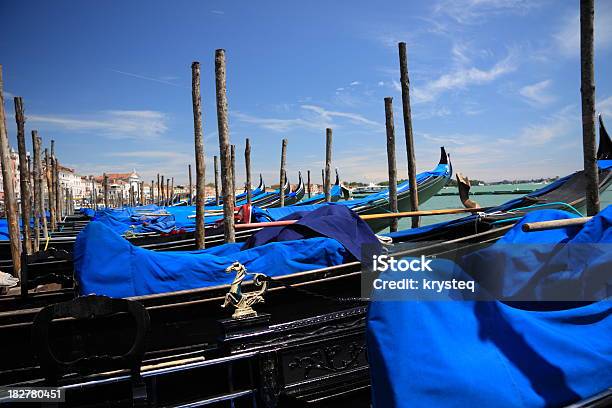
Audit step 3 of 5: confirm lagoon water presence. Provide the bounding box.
[391,183,612,232]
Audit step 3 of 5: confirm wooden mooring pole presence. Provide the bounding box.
[324,128,332,202]
[160,175,165,204]
[215,49,235,243]
[245,138,252,206]
[170,177,174,204]
[307,170,311,198]
[0,65,22,277]
[279,138,287,207]
[188,164,193,205]
[140,181,144,205]
[165,178,170,206]
[398,42,420,228]
[14,97,32,254]
[45,149,56,230]
[53,155,62,218]
[192,61,206,248]
[580,0,600,215]
[214,155,220,205]
[33,132,47,243]
[157,173,160,205]
[231,144,236,200]
[150,180,154,205]
[384,97,399,232]
[103,173,109,208]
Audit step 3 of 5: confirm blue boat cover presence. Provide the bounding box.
[74,205,377,297]
[367,207,612,407]
[243,204,381,261]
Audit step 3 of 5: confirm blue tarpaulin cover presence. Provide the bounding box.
[367,207,612,408]
[74,205,374,298]
[244,204,381,261]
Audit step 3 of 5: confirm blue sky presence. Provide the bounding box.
[2,0,612,184]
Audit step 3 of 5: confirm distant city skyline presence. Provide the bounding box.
[2,0,612,184]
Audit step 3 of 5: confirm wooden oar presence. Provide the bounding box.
[522,217,591,232]
[359,207,485,220]
[234,207,486,230]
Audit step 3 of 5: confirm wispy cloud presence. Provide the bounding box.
[598,96,612,117]
[504,105,575,147]
[350,81,361,86]
[301,105,381,127]
[28,110,168,140]
[519,79,556,106]
[434,0,540,24]
[109,69,185,87]
[232,112,325,132]
[412,50,517,103]
[107,150,191,160]
[554,2,612,57]
[211,10,225,15]
[233,104,381,133]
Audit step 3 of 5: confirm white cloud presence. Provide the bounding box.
[412,50,517,103]
[434,0,540,24]
[233,105,381,133]
[211,10,225,15]
[554,2,612,57]
[597,96,612,117]
[378,81,385,86]
[519,79,556,106]
[109,69,184,87]
[28,110,168,140]
[301,105,381,127]
[350,81,361,86]
[108,151,192,160]
[508,105,575,146]
[232,112,326,132]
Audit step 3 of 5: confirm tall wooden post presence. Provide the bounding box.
[398,42,420,227]
[156,174,160,205]
[231,144,236,199]
[33,132,47,242]
[188,164,193,205]
[160,175,165,204]
[324,128,332,202]
[53,156,61,218]
[103,173,109,208]
[321,169,324,191]
[192,61,207,248]
[384,97,399,232]
[0,66,22,277]
[279,139,288,207]
[140,181,144,205]
[580,0,600,215]
[214,155,220,205]
[245,138,252,206]
[89,177,95,210]
[150,180,154,205]
[215,49,235,243]
[165,179,169,206]
[170,177,174,204]
[44,149,56,230]
[307,170,311,198]
[50,140,56,226]
[31,134,40,250]
[14,97,32,254]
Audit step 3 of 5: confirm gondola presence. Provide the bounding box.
[0,175,293,261]
[0,149,450,297]
[295,169,350,205]
[203,174,266,206]
[0,126,609,407]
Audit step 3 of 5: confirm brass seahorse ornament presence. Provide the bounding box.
[222,261,269,320]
